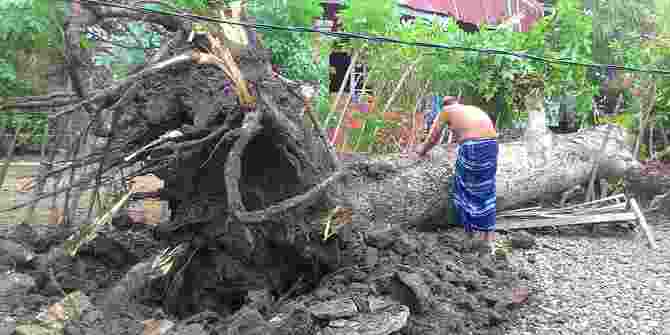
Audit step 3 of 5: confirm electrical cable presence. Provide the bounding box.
[73,0,670,76]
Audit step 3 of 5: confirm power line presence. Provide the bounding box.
[74,0,670,76]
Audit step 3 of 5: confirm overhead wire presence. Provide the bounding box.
[72,0,670,76]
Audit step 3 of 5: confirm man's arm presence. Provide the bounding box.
[417,110,447,156]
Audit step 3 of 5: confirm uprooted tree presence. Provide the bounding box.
[1,1,640,333]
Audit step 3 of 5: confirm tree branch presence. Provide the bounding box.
[50,51,194,120]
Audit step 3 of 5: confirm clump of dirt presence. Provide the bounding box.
[287,225,529,335]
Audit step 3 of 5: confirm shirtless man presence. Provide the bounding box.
[413,96,499,254]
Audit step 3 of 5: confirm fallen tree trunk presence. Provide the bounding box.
[341,124,637,229]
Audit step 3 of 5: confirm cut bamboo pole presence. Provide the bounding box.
[24,119,54,225]
[649,123,655,160]
[586,125,614,202]
[325,50,360,136]
[379,56,423,118]
[330,78,359,148]
[410,80,432,148]
[353,69,374,152]
[301,86,341,170]
[634,80,657,160]
[0,121,24,188]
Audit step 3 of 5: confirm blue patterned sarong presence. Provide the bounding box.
[451,138,499,232]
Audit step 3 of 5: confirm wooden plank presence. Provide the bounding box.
[496,212,638,231]
[629,198,658,250]
[497,203,628,219]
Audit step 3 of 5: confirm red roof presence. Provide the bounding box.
[399,0,543,32]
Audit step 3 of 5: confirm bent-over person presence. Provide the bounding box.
[413,96,499,254]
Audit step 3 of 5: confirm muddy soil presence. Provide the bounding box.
[0,214,531,335]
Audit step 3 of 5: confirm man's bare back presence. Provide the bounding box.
[445,105,497,143]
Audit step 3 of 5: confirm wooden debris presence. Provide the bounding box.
[497,193,635,231]
[497,212,637,230]
[629,198,658,250]
[498,194,658,250]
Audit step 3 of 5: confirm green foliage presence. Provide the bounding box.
[92,23,162,80]
[247,1,330,118]
[0,0,63,143]
[0,112,47,145]
[0,0,62,96]
[287,0,324,27]
[339,0,396,36]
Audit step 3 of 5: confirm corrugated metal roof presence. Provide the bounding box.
[398,0,543,31]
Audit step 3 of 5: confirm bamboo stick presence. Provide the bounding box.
[24,120,54,225]
[411,80,432,149]
[324,49,360,136]
[330,58,368,148]
[649,123,655,160]
[379,56,423,118]
[633,80,657,160]
[0,121,24,188]
[586,125,614,202]
[353,68,374,152]
[301,86,341,169]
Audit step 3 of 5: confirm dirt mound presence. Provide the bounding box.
[0,219,530,335]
